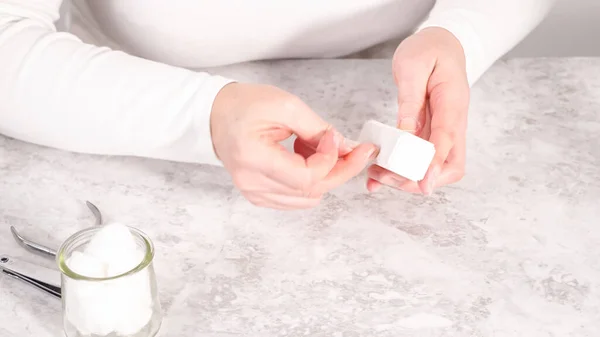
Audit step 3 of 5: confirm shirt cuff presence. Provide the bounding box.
[417,10,486,87]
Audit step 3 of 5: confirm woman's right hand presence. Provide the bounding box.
[210,83,377,210]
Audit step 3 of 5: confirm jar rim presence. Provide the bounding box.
[56,226,155,281]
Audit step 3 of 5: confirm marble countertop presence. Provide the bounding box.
[1,58,600,337]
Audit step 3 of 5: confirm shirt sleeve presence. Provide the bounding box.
[0,0,234,166]
[418,0,557,86]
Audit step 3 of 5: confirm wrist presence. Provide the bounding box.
[417,19,483,86]
[416,27,466,67]
[210,82,242,161]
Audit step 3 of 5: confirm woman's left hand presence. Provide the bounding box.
[367,27,470,195]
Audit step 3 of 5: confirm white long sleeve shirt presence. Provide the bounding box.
[0,0,555,165]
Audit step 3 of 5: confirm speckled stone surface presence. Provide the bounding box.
[1,58,600,337]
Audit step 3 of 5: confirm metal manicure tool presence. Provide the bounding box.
[0,201,103,298]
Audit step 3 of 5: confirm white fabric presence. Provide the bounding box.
[418,0,557,86]
[0,0,555,164]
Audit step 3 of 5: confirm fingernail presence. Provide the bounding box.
[317,128,336,153]
[426,166,440,196]
[331,129,342,149]
[366,146,379,160]
[366,177,382,192]
[344,139,360,149]
[398,117,420,133]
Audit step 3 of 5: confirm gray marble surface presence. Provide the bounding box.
[1,58,600,337]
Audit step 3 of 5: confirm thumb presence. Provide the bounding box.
[305,127,341,178]
[285,99,356,155]
[261,127,340,192]
[394,61,432,136]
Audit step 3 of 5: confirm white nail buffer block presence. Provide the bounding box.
[357,120,436,182]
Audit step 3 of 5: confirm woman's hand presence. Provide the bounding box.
[211,83,377,210]
[367,27,470,195]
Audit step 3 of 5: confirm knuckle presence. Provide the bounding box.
[307,198,322,208]
[279,94,306,112]
[252,200,269,208]
[244,193,264,207]
[397,100,423,113]
[431,126,458,144]
[270,93,309,124]
[307,186,325,199]
[446,129,459,143]
[299,196,323,209]
[430,83,469,111]
[301,186,315,198]
[397,54,433,74]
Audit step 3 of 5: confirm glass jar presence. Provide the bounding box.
[57,226,162,337]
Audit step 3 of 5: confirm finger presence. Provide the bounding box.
[394,56,434,135]
[419,129,452,195]
[368,159,463,193]
[367,165,421,193]
[304,131,358,156]
[371,176,421,194]
[420,103,433,140]
[418,80,468,195]
[261,128,339,193]
[433,164,464,188]
[293,132,356,158]
[311,143,378,194]
[281,99,356,155]
[366,178,382,192]
[428,137,466,188]
[248,192,322,210]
